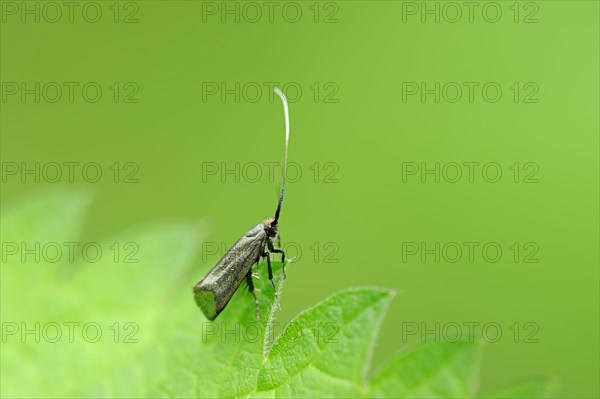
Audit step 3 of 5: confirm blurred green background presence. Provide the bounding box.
[1,1,598,398]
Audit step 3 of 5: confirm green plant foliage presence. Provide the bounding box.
[1,190,551,398]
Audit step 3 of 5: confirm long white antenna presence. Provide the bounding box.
[273,87,289,224]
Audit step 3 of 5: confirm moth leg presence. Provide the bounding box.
[246,271,260,321]
[262,251,275,291]
[267,238,286,279]
[263,251,281,311]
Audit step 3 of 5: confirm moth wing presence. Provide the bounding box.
[194,223,266,320]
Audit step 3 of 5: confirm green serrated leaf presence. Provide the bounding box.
[368,341,480,398]
[256,287,394,397]
[1,189,553,399]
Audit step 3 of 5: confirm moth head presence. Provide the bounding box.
[263,217,278,238]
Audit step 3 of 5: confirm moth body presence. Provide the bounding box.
[193,87,290,320]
